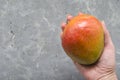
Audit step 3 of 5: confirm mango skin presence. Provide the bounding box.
[62,14,104,65]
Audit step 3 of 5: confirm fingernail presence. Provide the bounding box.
[101,20,104,24]
[101,20,106,28]
[78,12,83,15]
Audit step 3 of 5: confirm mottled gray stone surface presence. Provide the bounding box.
[0,0,120,80]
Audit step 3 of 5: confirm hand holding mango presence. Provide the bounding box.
[61,13,104,65]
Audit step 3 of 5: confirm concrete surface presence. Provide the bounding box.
[0,0,120,80]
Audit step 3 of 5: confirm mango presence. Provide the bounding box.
[61,14,104,65]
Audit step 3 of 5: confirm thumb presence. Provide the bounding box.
[101,21,114,48]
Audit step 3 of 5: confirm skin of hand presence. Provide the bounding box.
[60,13,118,80]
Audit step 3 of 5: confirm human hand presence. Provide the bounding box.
[60,13,117,80]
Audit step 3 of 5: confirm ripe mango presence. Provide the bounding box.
[61,14,104,65]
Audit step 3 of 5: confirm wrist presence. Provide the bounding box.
[97,72,117,80]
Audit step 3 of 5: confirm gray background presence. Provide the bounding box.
[0,0,120,80]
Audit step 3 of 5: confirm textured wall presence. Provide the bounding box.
[0,0,120,80]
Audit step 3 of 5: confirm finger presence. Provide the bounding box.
[78,12,83,16]
[60,32,63,39]
[101,21,113,47]
[74,61,86,72]
[66,14,73,23]
[61,22,66,31]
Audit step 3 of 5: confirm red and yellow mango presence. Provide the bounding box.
[61,14,104,65]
